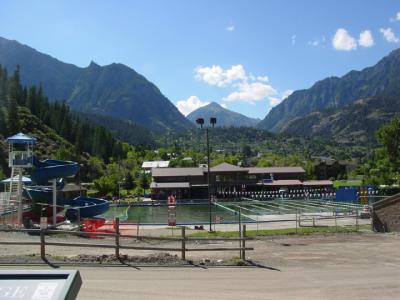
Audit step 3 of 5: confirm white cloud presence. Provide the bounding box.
[269,97,281,106]
[332,28,357,51]
[221,103,228,109]
[256,76,269,82]
[226,25,235,31]
[195,64,246,87]
[380,27,400,43]
[282,89,294,100]
[291,35,296,45]
[390,12,400,22]
[223,82,277,104]
[358,30,374,47]
[176,96,210,116]
[308,35,326,47]
[268,90,294,108]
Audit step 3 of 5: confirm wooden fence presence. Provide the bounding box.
[0,219,253,262]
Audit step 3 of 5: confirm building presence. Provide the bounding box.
[372,193,400,232]
[141,161,170,170]
[150,163,332,200]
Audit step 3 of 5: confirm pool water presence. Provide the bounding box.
[102,198,364,225]
[102,204,247,225]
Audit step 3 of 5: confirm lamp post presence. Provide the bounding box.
[196,117,217,232]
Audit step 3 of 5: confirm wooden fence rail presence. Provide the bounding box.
[0,219,253,262]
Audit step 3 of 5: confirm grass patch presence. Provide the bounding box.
[333,180,362,188]
[188,225,370,238]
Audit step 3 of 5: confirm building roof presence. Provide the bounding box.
[152,167,205,177]
[303,180,333,186]
[248,167,306,174]
[6,133,36,144]
[209,163,246,173]
[142,161,170,169]
[263,179,303,186]
[150,182,190,189]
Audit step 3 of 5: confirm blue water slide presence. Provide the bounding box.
[31,158,79,185]
[64,196,110,220]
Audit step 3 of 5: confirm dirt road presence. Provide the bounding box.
[1,232,400,299]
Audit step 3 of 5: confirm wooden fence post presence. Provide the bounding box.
[40,229,46,261]
[181,227,186,260]
[241,225,246,260]
[356,208,359,231]
[115,218,120,259]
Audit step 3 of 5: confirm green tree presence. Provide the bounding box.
[138,172,150,190]
[376,117,400,172]
[94,175,118,196]
[7,97,19,134]
[124,172,136,190]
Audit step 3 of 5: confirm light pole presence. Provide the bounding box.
[196,117,217,232]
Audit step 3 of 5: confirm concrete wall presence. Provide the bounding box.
[372,193,400,232]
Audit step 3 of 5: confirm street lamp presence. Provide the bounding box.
[196,117,217,232]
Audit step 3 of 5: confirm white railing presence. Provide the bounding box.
[8,151,33,167]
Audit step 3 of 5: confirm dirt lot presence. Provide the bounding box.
[1,230,400,268]
[1,231,400,299]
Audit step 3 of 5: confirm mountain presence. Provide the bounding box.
[281,96,400,144]
[186,102,260,127]
[258,48,400,132]
[0,36,194,132]
[76,112,157,147]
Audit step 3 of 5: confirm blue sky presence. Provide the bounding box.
[1,0,400,119]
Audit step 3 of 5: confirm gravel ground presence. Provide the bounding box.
[1,230,399,269]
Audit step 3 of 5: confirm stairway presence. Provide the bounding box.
[8,167,23,207]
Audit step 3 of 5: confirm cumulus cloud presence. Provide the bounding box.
[223,82,277,104]
[195,64,246,87]
[194,64,284,107]
[221,103,228,109]
[380,27,399,43]
[176,96,210,116]
[226,25,235,31]
[332,28,357,51]
[358,30,374,47]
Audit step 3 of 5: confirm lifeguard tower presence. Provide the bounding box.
[5,133,36,226]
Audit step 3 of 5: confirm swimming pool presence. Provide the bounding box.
[102,198,365,225]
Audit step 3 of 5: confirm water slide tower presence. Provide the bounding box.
[6,133,36,226]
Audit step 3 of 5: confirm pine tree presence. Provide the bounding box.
[7,96,19,134]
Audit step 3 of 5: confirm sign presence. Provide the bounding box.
[40,217,48,230]
[0,270,82,300]
[167,195,176,205]
[167,205,176,227]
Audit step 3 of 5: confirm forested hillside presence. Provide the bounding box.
[0,65,127,179]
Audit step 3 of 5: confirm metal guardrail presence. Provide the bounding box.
[0,218,253,262]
